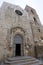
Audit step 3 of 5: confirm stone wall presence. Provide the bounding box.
[0,2,43,61]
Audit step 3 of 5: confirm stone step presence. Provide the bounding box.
[5,58,37,64]
[4,56,43,65]
[7,56,32,61]
[9,60,39,65]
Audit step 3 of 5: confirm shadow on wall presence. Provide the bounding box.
[35,45,43,62]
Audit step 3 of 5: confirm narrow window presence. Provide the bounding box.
[38,29,40,32]
[31,9,34,14]
[33,17,36,21]
[33,17,37,24]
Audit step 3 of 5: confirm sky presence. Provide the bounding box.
[0,0,43,25]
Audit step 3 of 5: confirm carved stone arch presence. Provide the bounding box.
[8,27,26,56]
[10,26,25,34]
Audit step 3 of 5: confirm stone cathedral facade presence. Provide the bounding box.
[0,2,43,61]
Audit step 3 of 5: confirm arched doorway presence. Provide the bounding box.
[13,34,23,56]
